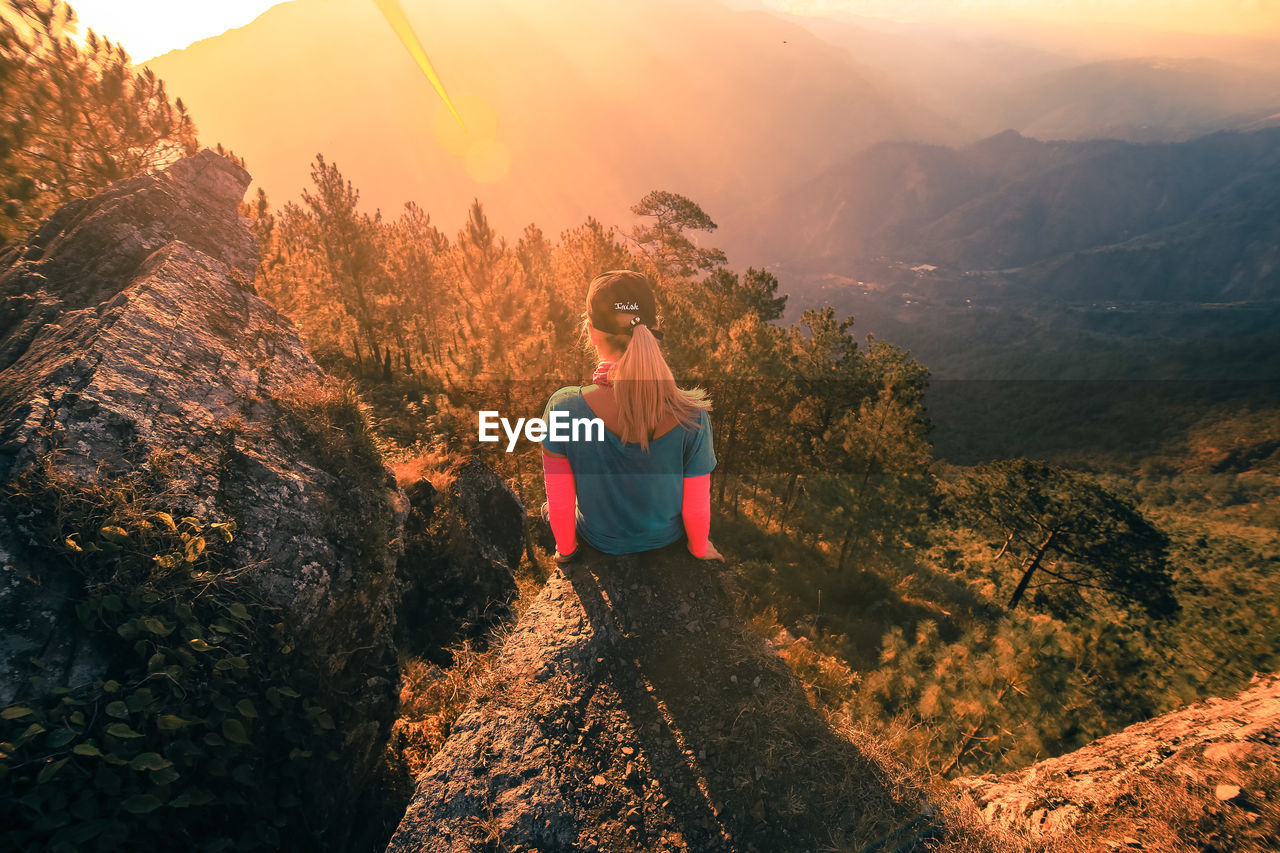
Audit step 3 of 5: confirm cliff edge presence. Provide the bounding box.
[956,673,1280,851]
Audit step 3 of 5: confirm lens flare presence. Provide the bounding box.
[372,0,466,131]
[431,93,495,158]
[429,93,511,183]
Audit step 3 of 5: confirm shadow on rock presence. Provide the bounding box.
[388,542,926,852]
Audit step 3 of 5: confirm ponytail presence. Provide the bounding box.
[608,323,710,451]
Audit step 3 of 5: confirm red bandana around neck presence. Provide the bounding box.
[592,360,614,387]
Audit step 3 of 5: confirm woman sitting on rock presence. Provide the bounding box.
[541,270,722,563]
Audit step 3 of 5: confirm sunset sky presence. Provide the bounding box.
[70,0,1280,63]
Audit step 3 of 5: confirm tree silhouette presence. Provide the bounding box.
[630,189,726,281]
[950,459,1178,617]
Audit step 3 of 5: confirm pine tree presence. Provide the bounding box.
[949,459,1179,617]
[630,190,726,281]
[0,0,198,245]
[385,201,450,372]
[284,154,390,375]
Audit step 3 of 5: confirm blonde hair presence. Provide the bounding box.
[588,314,711,452]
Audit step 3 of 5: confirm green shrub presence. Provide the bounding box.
[1,468,347,851]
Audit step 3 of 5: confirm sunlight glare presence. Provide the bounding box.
[372,0,466,130]
[432,94,510,184]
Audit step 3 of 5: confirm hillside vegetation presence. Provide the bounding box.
[243,146,1280,794]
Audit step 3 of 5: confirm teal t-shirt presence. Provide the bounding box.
[541,386,716,556]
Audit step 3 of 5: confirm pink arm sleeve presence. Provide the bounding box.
[682,474,711,557]
[542,451,578,556]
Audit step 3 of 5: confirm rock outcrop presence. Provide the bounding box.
[0,151,401,825]
[396,455,525,656]
[387,543,933,853]
[956,673,1280,851]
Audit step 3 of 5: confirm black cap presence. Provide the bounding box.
[587,270,663,339]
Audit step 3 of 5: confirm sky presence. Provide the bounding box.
[69,0,285,62]
[70,0,1280,62]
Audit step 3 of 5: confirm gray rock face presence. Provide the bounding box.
[387,544,927,853]
[0,148,259,364]
[0,151,401,795]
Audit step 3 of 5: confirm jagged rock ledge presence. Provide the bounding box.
[956,673,1280,849]
[387,543,931,853]
[0,151,402,839]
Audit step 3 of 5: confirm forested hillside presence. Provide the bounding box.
[245,147,1280,790]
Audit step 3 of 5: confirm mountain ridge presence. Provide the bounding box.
[730,125,1280,304]
[142,0,951,238]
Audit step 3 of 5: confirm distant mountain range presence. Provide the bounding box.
[143,0,949,237]
[996,58,1280,143]
[778,10,1280,142]
[731,126,1280,304]
[143,0,1280,244]
[140,0,1280,307]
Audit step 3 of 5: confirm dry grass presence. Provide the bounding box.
[389,642,500,778]
[272,376,385,470]
[391,445,461,495]
[710,571,937,851]
[736,587,1044,852]
[1045,747,1280,853]
[387,543,550,780]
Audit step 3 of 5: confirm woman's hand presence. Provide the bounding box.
[555,546,579,565]
[692,540,724,561]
